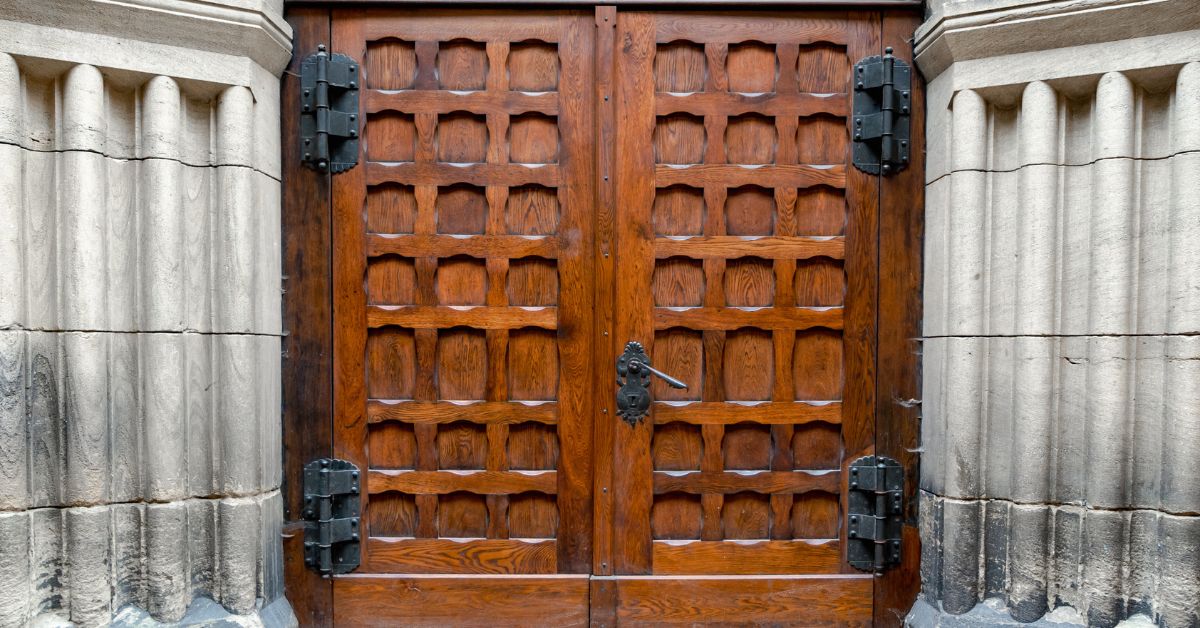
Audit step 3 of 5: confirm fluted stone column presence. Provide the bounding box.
[0,1,292,626]
[911,1,1200,627]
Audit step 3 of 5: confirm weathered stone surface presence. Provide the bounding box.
[0,3,288,626]
[917,4,1200,625]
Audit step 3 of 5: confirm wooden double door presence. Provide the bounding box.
[314,6,921,626]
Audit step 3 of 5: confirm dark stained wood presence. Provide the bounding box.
[652,470,838,494]
[367,304,558,329]
[366,538,556,574]
[305,6,919,623]
[328,9,595,625]
[605,575,874,625]
[652,400,841,424]
[333,575,589,627]
[652,540,841,575]
[607,8,889,616]
[654,164,845,188]
[592,3,619,579]
[875,11,925,625]
[654,235,844,260]
[280,7,332,627]
[656,91,848,117]
[368,400,556,424]
[370,469,557,495]
[654,306,843,331]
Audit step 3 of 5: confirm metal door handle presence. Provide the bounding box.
[615,341,687,425]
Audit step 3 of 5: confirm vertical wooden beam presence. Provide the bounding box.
[281,6,332,626]
[592,3,619,579]
[875,10,925,626]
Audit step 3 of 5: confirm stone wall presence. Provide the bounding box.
[0,1,291,626]
[913,1,1200,626]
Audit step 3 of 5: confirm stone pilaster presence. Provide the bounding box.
[0,1,291,626]
[912,1,1200,626]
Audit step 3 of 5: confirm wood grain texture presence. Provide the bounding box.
[874,11,925,625]
[366,538,556,574]
[652,400,841,425]
[333,575,589,627]
[366,305,557,329]
[281,9,337,623]
[604,575,873,625]
[652,470,838,495]
[652,540,841,575]
[370,469,556,495]
[368,400,556,424]
[655,235,844,260]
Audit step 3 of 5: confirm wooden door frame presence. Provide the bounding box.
[280,5,922,626]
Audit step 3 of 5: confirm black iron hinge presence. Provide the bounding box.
[300,45,360,173]
[302,458,361,575]
[846,455,904,573]
[852,47,911,175]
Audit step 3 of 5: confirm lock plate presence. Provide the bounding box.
[615,342,654,426]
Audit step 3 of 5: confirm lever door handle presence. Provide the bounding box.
[615,341,687,425]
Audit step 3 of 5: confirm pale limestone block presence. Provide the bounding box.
[1083,336,1134,508]
[215,165,257,333]
[1013,162,1058,333]
[0,331,27,510]
[922,176,949,337]
[107,332,140,503]
[146,502,189,622]
[1157,514,1200,627]
[983,335,1014,498]
[1130,337,1166,510]
[181,94,214,167]
[1007,335,1056,503]
[943,336,984,498]
[110,503,146,614]
[22,149,57,329]
[985,169,1019,335]
[218,497,260,615]
[0,511,31,625]
[185,333,214,497]
[27,331,61,507]
[103,85,137,160]
[0,144,22,327]
[217,334,261,495]
[1135,154,1173,334]
[182,165,213,332]
[215,85,254,168]
[947,170,987,334]
[141,333,187,501]
[1168,150,1200,334]
[1087,158,1136,334]
[188,498,217,600]
[920,336,946,494]
[1175,62,1200,153]
[1162,335,1200,514]
[61,333,110,505]
[29,507,64,619]
[1125,511,1158,618]
[258,336,283,491]
[256,171,283,335]
[141,76,181,161]
[65,506,111,625]
[139,157,186,331]
[61,64,105,153]
[1052,336,1088,505]
[105,158,138,331]
[58,150,109,331]
[0,52,19,143]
